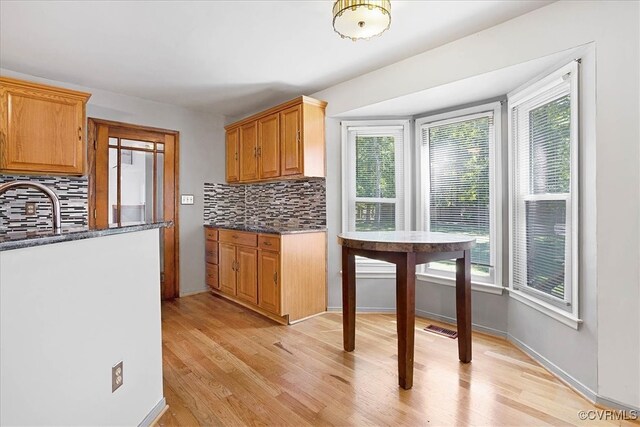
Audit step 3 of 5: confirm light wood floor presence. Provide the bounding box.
[158,293,637,426]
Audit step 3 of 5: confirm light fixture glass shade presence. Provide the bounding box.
[333,0,391,41]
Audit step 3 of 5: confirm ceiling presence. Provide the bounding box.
[0,1,552,118]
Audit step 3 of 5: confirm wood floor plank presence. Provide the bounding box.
[159,293,637,427]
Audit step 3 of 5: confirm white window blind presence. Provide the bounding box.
[420,108,498,283]
[509,61,578,311]
[345,125,406,232]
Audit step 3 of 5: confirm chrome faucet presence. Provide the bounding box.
[0,181,62,232]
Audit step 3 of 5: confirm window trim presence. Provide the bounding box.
[415,102,503,287]
[341,119,412,273]
[507,60,580,323]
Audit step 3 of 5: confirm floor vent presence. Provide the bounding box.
[424,324,458,339]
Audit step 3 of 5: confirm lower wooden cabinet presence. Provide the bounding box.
[236,247,258,304]
[218,242,237,295]
[204,226,326,324]
[258,250,280,314]
[205,229,220,290]
[206,263,219,291]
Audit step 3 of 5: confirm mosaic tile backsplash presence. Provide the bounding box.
[0,175,88,232]
[204,178,326,229]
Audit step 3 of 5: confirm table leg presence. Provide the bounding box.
[396,252,416,390]
[342,246,356,352]
[456,249,472,363]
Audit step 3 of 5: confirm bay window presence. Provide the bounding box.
[342,120,410,273]
[508,61,579,319]
[416,103,502,286]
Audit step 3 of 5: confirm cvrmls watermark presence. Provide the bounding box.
[577,409,638,421]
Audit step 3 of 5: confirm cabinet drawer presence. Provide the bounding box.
[219,229,257,247]
[258,234,280,251]
[204,228,218,241]
[206,263,219,289]
[205,240,218,264]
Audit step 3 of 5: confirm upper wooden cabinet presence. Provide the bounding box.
[257,113,280,179]
[239,121,258,182]
[225,127,239,183]
[224,96,326,183]
[280,105,302,176]
[0,77,91,175]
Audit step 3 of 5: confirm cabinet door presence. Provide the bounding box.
[258,250,280,315]
[1,86,85,174]
[239,121,258,181]
[280,105,303,176]
[218,243,237,296]
[258,113,280,179]
[206,263,220,290]
[205,240,218,265]
[225,128,239,182]
[236,247,258,304]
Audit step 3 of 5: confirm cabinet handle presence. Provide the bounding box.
[257,147,262,156]
[274,271,278,285]
[235,152,238,161]
[263,241,272,246]
[253,147,257,157]
[296,130,300,143]
[78,126,82,141]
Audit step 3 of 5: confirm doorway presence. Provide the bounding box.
[88,118,180,300]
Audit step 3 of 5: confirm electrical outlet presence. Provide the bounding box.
[25,202,36,216]
[181,194,194,205]
[112,361,123,392]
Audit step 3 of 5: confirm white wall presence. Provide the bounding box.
[0,68,226,296]
[0,229,163,425]
[313,0,640,409]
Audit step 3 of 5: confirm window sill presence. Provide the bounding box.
[416,273,505,295]
[508,289,582,329]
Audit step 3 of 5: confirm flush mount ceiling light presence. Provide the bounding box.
[332,0,391,41]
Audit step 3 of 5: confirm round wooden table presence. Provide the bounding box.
[338,231,476,390]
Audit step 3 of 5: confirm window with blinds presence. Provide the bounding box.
[419,106,499,283]
[343,123,408,234]
[509,61,578,311]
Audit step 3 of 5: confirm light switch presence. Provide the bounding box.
[181,194,194,205]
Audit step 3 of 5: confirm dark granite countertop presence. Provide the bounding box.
[204,223,326,235]
[0,221,172,252]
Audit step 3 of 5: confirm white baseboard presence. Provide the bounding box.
[327,306,396,314]
[507,334,597,403]
[595,395,640,412]
[326,306,507,337]
[415,308,508,338]
[179,289,209,297]
[138,398,167,427]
